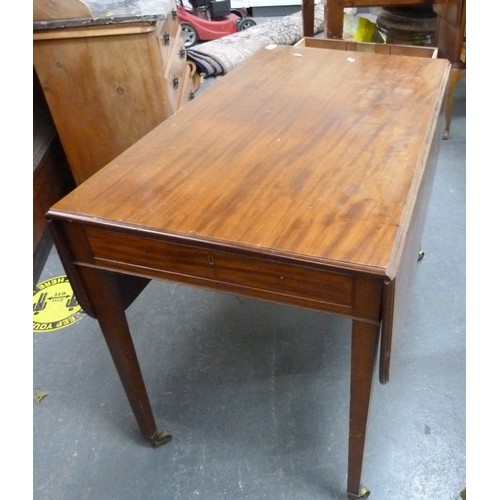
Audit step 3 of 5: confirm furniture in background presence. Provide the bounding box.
[33,0,197,185]
[304,0,431,39]
[47,44,450,499]
[302,0,465,138]
[433,0,465,139]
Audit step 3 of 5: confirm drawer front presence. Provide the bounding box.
[156,2,179,68]
[177,63,197,109]
[164,26,189,113]
[156,19,174,65]
[84,227,361,316]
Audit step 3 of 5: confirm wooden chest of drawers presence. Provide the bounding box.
[33,0,196,185]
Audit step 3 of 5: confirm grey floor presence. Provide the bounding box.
[33,73,466,499]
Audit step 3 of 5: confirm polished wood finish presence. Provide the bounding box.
[33,0,194,185]
[47,45,450,498]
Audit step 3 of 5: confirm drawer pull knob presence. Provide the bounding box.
[189,90,195,100]
[162,33,170,46]
[207,255,215,265]
[179,48,186,59]
[172,76,179,89]
[171,9,177,20]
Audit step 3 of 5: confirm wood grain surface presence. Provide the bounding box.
[51,44,449,278]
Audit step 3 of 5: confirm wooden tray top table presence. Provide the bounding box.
[47,44,450,499]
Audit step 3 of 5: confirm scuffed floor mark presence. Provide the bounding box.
[34,389,48,403]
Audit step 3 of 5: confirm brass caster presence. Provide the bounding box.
[347,486,370,499]
[417,250,425,261]
[442,129,450,140]
[149,429,172,447]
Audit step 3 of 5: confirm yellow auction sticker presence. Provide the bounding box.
[33,276,85,332]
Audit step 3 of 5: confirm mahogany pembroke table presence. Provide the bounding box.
[47,45,450,498]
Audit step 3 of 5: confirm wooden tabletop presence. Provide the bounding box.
[51,44,450,279]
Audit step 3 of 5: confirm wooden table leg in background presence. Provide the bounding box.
[302,0,315,37]
[78,266,172,447]
[325,0,345,39]
[303,0,344,40]
[347,320,380,499]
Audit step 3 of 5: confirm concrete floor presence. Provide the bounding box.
[33,71,466,499]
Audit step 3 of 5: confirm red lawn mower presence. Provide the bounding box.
[178,0,257,48]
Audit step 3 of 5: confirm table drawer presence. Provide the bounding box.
[85,227,357,313]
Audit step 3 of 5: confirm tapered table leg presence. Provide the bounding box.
[347,320,380,499]
[302,0,315,37]
[79,267,171,447]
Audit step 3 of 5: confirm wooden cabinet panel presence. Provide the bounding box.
[433,0,464,27]
[433,0,465,63]
[33,3,194,186]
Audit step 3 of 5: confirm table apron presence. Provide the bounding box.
[62,223,384,322]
